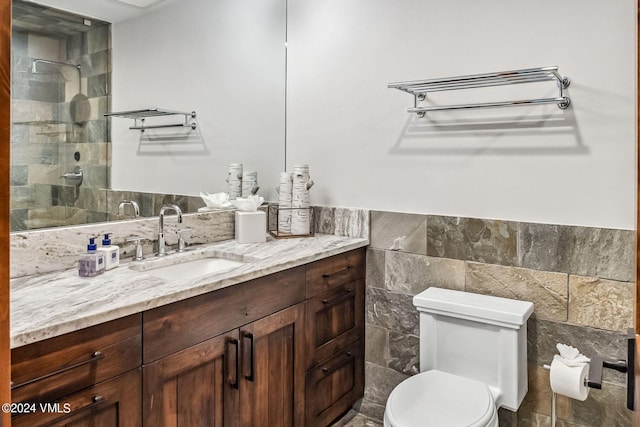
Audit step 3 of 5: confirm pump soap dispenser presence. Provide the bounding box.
[78,237,105,277]
[99,233,120,270]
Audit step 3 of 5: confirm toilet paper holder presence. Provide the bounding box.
[586,354,628,389]
[543,329,635,410]
[586,328,635,410]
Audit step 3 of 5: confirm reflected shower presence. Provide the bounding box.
[30,58,90,125]
[31,58,81,74]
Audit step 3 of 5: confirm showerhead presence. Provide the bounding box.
[30,59,81,74]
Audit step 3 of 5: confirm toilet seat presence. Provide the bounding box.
[384,370,498,427]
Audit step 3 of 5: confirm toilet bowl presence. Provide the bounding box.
[384,371,498,427]
[383,287,534,427]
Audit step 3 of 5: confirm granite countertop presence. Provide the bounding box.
[11,234,369,349]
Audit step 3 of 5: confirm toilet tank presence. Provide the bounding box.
[414,288,534,411]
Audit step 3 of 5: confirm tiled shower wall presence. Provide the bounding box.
[11,1,111,230]
[363,211,634,426]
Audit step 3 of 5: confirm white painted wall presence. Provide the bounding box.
[287,0,637,229]
[112,0,285,201]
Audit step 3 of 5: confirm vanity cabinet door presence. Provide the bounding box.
[143,330,240,427]
[305,340,364,427]
[12,369,141,427]
[239,303,306,427]
[305,278,364,369]
[143,303,306,427]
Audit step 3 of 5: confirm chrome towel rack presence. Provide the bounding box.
[105,108,197,132]
[388,66,571,117]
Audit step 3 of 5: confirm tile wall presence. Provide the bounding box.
[11,0,111,231]
[362,211,634,426]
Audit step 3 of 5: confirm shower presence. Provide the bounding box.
[30,59,90,126]
[11,0,112,231]
[30,58,80,75]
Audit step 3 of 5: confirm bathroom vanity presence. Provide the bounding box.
[9,235,367,426]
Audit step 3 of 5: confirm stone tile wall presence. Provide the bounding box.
[11,1,112,231]
[363,211,634,426]
[10,209,235,279]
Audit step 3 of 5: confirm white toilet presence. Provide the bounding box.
[384,287,534,427]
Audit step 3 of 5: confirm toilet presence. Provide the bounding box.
[384,287,534,427]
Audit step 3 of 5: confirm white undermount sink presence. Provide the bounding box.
[128,249,247,281]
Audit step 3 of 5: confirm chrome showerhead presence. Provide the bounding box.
[30,59,81,74]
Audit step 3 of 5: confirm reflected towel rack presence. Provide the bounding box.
[104,108,197,131]
[388,66,571,117]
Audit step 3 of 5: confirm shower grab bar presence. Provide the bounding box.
[388,66,571,117]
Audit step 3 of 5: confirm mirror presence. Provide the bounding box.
[10,0,286,231]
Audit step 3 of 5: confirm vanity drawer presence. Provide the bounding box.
[306,277,364,369]
[143,266,306,362]
[305,339,364,427]
[306,248,365,298]
[11,314,141,405]
[12,369,141,427]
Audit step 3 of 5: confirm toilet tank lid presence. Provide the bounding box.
[413,288,534,327]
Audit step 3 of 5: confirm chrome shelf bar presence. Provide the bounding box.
[388,66,571,117]
[105,108,197,131]
[407,97,570,113]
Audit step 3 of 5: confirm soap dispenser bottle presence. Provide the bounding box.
[78,237,105,277]
[99,233,120,270]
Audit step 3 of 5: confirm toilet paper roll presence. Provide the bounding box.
[549,358,590,401]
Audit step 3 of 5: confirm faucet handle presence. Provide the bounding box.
[176,229,193,253]
[126,236,145,261]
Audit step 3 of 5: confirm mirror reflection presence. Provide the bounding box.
[11,0,111,230]
[10,0,286,232]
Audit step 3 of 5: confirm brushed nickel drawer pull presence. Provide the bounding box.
[12,351,105,390]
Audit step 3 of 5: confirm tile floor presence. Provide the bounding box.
[343,414,383,426]
[334,412,383,427]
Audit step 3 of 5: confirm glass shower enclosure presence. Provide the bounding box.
[10,0,111,231]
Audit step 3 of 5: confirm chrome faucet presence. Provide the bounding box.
[118,200,140,218]
[157,204,183,256]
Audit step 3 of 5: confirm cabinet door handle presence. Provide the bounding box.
[244,332,255,382]
[12,351,105,390]
[38,395,105,427]
[321,265,353,279]
[320,351,355,376]
[321,288,354,306]
[228,338,239,389]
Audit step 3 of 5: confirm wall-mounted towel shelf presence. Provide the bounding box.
[388,66,571,117]
[104,108,197,131]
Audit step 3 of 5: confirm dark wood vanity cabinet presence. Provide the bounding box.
[10,315,142,426]
[305,249,365,427]
[11,247,365,427]
[142,267,307,427]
